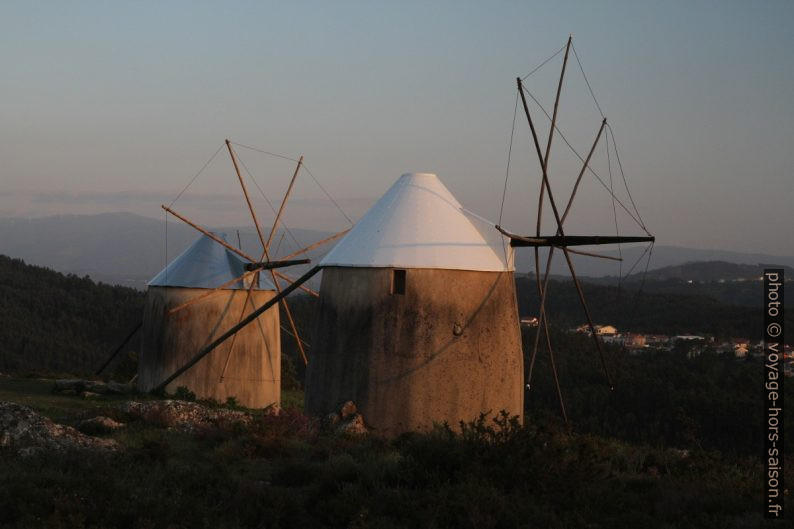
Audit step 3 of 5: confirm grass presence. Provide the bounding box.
[0,375,304,419]
[0,376,134,420]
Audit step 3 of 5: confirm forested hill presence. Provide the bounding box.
[515,275,792,341]
[0,255,144,375]
[592,260,794,284]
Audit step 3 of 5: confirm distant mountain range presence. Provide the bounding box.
[0,212,330,289]
[1,212,792,289]
[588,260,794,284]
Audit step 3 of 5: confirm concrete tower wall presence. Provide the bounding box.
[139,286,280,408]
[306,267,523,434]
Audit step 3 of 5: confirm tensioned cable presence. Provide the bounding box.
[571,43,605,119]
[229,141,301,163]
[234,151,304,254]
[606,123,647,232]
[606,132,622,279]
[165,142,226,282]
[619,241,654,286]
[231,141,354,226]
[302,164,354,225]
[521,85,651,235]
[614,241,655,367]
[280,323,310,348]
[499,90,520,226]
[572,41,646,233]
[274,231,287,256]
[168,143,225,208]
[522,43,567,80]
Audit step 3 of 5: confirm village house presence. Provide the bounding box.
[622,333,647,349]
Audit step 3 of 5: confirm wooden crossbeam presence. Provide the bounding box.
[244,258,311,271]
[508,235,655,248]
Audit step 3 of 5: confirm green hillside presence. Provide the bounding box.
[0,255,144,375]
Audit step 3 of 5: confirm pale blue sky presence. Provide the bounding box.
[1,1,792,254]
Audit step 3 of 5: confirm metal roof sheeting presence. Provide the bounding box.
[149,233,275,290]
[320,173,513,272]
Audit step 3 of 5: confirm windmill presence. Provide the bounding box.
[138,139,350,404]
[305,172,524,434]
[495,36,655,421]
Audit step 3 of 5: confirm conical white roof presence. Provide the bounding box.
[149,233,275,290]
[321,173,512,272]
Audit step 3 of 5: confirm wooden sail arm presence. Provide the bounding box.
[162,205,257,262]
[266,156,303,250]
[226,140,269,252]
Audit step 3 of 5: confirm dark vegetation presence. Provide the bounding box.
[525,326,792,456]
[616,260,794,283]
[0,255,144,375]
[0,255,790,527]
[0,378,785,529]
[516,275,793,341]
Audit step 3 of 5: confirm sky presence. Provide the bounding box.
[1,1,792,255]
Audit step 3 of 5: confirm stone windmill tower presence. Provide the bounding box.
[305,172,524,434]
[138,232,281,408]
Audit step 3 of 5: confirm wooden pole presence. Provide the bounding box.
[542,34,573,186]
[226,139,268,252]
[95,321,142,376]
[220,271,260,380]
[266,156,303,250]
[519,38,612,401]
[562,247,614,389]
[225,140,309,365]
[161,205,257,262]
[527,247,554,388]
[530,117,609,385]
[560,118,607,225]
[153,266,321,393]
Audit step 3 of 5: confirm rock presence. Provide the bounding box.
[78,416,125,435]
[325,412,341,427]
[340,400,357,419]
[120,400,251,433]
[107,381,132,394]
[86,381,109,394]
[0,401,117,455]
[263,403,281,416]
[54,379,111,395]
[337,413,367,435]
[54,379,86,392]
[323,401,368,435]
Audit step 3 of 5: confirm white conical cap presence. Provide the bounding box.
[149,233,275,290]
[320,173,512,271]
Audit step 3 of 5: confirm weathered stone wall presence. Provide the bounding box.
[306,267,523,434]
[139,287,280,408]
